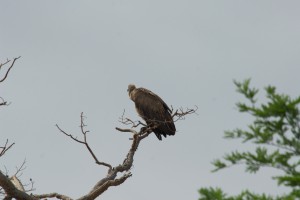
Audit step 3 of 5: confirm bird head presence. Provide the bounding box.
[127,84,136,94]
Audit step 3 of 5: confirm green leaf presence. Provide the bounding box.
[199,80,300,199]
[211,159,227,172]
[198,187,228,200]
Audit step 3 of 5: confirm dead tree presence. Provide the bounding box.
[0,57,197,199]
[1,107,196,199]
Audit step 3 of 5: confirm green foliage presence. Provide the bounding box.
[198,187,284,200]
[199,188,227,200]
[199,79,300,199]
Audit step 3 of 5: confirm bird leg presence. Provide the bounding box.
[140,122,159,135]
[140,127,150,134]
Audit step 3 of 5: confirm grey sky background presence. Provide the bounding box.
[1,1,300,200]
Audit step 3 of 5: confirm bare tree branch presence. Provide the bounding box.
[118,110,146,128]
[33,192,72,200]
[55,110,168,200]
[0,159,38,199]
[115,127,138,135]
[0,140,15,157]
[1,168,70,200]
[0,56,20,83]
[12,160,36,193]
[118,106,198,129]
[13,159,26,177]
[0,97,10,107]
[78,172,132,200]
[24,178,35,193]
[172,105,198,122]
[77,126,152,200]
[1,104,195,200]
[9,175,25,192]
[79,107,196,199]
[0,56,21,108]
[0,171,34,200]
[56,112,112,169]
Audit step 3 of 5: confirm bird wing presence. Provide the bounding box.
[132,87,176,140]
[133,87,172,123]
[139,88,172,112]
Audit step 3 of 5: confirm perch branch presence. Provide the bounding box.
[78,122,153,200]
[54,112,154,200]
[51,105,195,200]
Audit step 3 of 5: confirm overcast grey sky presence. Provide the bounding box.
[1,1,300,200]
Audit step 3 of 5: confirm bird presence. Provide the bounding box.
[127,84,176,140]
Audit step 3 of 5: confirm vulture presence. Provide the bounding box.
[127,84,176,140]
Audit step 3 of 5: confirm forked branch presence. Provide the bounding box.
[172,106,198,122]
[56,112,112,169]
[118,110,146,128]
[118,106,198,128]
[0,56,21,108]
[0,56,21,83]
[0,139,15,157]
[1,105,195,200]
[55,111,158,200]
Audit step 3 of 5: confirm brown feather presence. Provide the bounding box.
[128,85,176,140]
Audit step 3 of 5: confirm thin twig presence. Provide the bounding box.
[172,105,198,122]
[24,178,35,193]
[56,124,85,144]
[56,113,112,170]
[0,97,9,107]
[0,59,10,69]
[0,56,21,83]
[14,159,26,177]
[0,140,15,157]
[119,110,147,128]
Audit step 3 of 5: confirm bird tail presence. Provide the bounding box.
[153,118,176,140]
